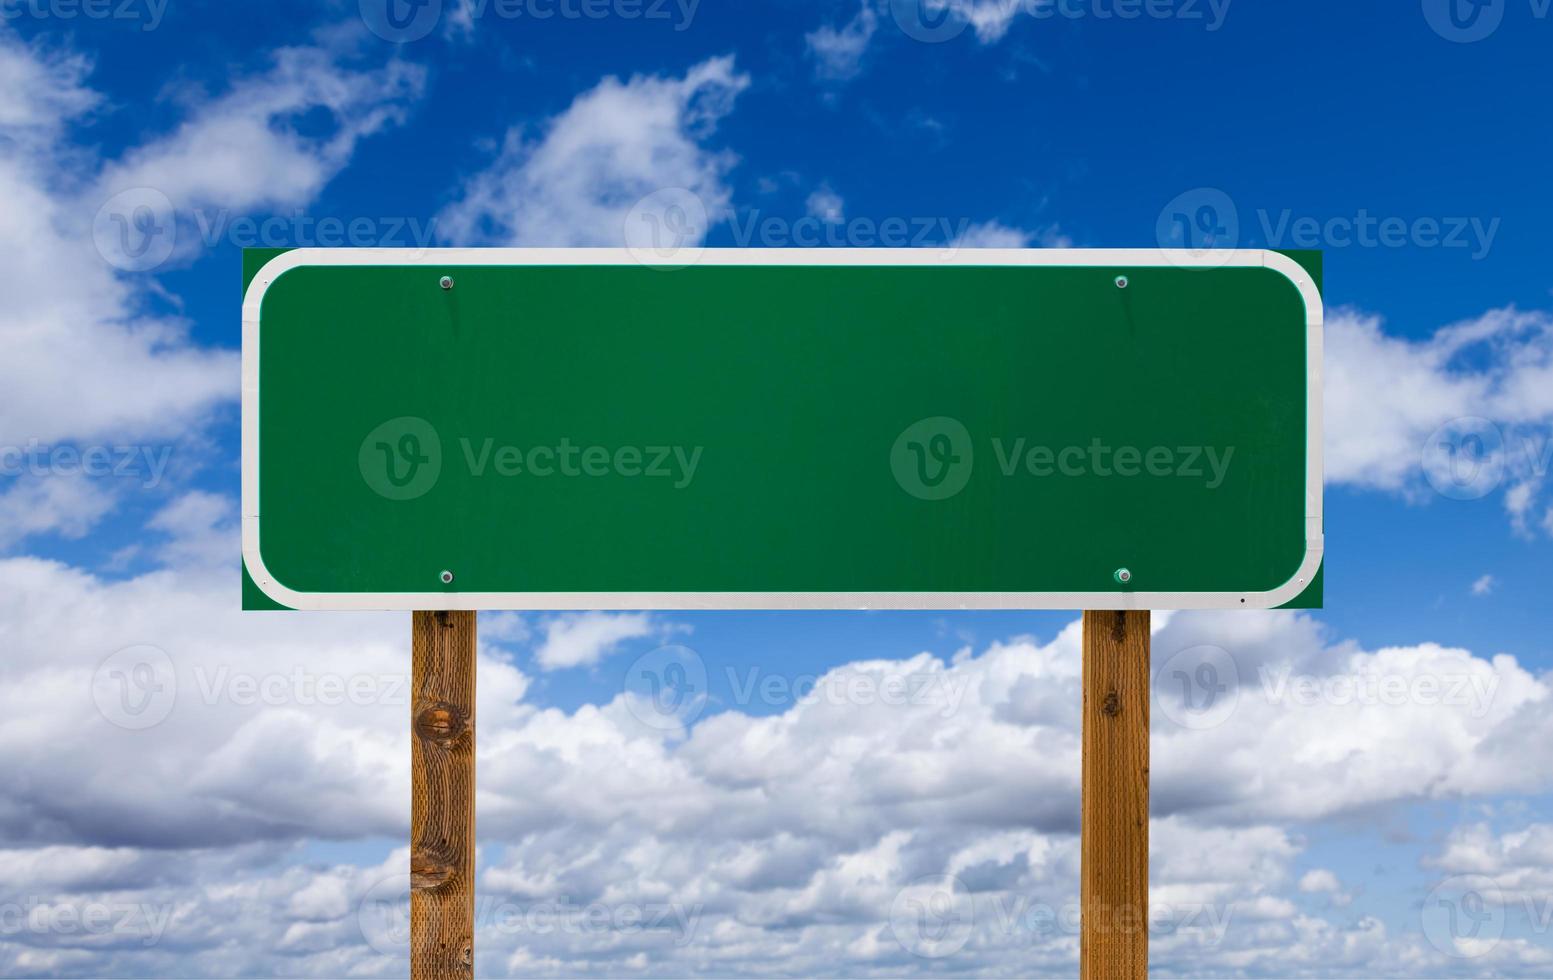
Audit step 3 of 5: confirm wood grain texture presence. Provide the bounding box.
[412,611,476,980]
[1081,610,1150,980]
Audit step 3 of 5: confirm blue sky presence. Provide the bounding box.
[3,1,1553,977]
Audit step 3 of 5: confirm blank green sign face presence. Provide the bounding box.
[243,249,1322,611]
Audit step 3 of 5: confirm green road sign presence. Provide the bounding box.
[242,248,1322,611]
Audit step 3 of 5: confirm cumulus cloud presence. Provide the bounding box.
[0,473,116,549]
[0,27,425,551]
[438,57,748,248]
[1324,306,1553,535]
[532,612,658,671]
[5,510,1553,975]
[91,44,425,242]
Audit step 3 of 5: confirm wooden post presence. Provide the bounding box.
[411,611,477,980]
[1081,609,1150,980]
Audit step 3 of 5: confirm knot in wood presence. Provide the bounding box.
[415,701,468,743]
[411,845,457,892]
[1101,691,1121,717]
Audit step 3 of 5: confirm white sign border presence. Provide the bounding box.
[243,247,1323,611]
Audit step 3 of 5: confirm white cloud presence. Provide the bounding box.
[1473,574,1497,596]
[1324,306,1553,535]
[951,219,1071,249]
[533,611,657,670]
[438,57,748,248]
[3,511,1553,975]
[0,31,234,451]
[0,535,531,851]
[806,2,879,80]
[0,27,425,550]
[1428,821,1553,895]
[92,44,425,241]
[0,473,116,549]
[0,35,98,144]
[810,0,1034,76]
[805,185,845,223]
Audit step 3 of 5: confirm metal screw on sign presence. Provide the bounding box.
[439,276,454,290]
[1114,567,1132,585]
[439,570,454,585]
[1114,275,1129,289]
